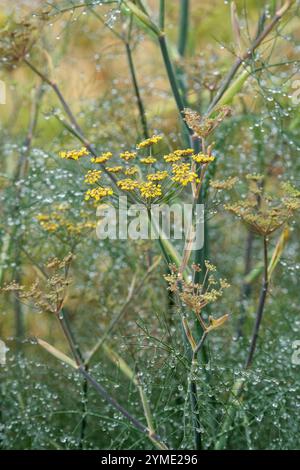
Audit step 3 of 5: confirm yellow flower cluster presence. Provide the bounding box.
[85,186,113,201]
[193,153,215,164]
[147,171,168,182]
[58,139,214,206]
[140,157,157,164]
[36,214,50,222]
[139,181,162,199]
[124,167,139,176]
[91,152,112,164]
[36,211,97,235]
[210,176,238,190]
[137,135,163,149]
[117,179,140,191]
[205,260,217,272]
[120,151,137,161]
[84,169,102,184]
[174,148,194,156]
[106,166,123,173]
[59,147,89,160]
[40,221,59,232]
[172,163,199,186]
[164,153,182,163]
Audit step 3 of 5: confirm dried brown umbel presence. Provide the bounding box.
[210,176,238,191]
[1,253,74,314]
[0,19,39,68]
[164,261,230,334]
[183,106,232,139]
[224,177,300,237]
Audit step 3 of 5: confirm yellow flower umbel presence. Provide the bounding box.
[139,181,162,200]
[59,147,89,161]
[91,152,112,164]
[120,151,137,161]
[40,221,59,232]
[172,163,198,186]
[147,171,168,182]
[84,170,102,184]
[124,167,139,176]
[140,157,157,164]
[137,135,163,149]
[106,166,123,173]
[164,153,182,163]
[174,149,194,156]
[193,153,215,164]
[117,179,140,191]
[85,186,113,201]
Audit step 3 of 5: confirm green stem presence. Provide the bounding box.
[178,0,189,57]
[189,331,207,450]
[207,0,293,113]
[159,0,165,31]
[158,34,190,146]
[79,366,169,449]
[245,236,269,369]
[56,306,169,449]
[215,237,269,449]
[125,42,149,139]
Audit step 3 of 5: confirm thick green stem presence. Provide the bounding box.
[159,0,165,31]
[189,332,207,450]
[158,34,190,146]
[178,0,189,57]
[189,369,202,450]
[245,236,269,368]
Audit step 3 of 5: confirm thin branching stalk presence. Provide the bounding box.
[100,343,168,450]
[78,366,168,449]
[1,85,44,341]
[85,257,161,365]
[125,41,149,139]
[245,236,269,369]
[188,331,207,450]
[24,59,84,137]
[237,230,254,338]
[23,59,138,201]
[207,0,294,113]
[30,250,167,448]
[53,305,169,449]
[215,227,290,449]
[79,366,89,450]
[149,193,204,449]
[91,8,149,140]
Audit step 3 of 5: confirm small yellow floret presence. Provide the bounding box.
[137,135,162,149]
[91,152,113,164]
[84,170,102,184]
[139,181,162,199]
